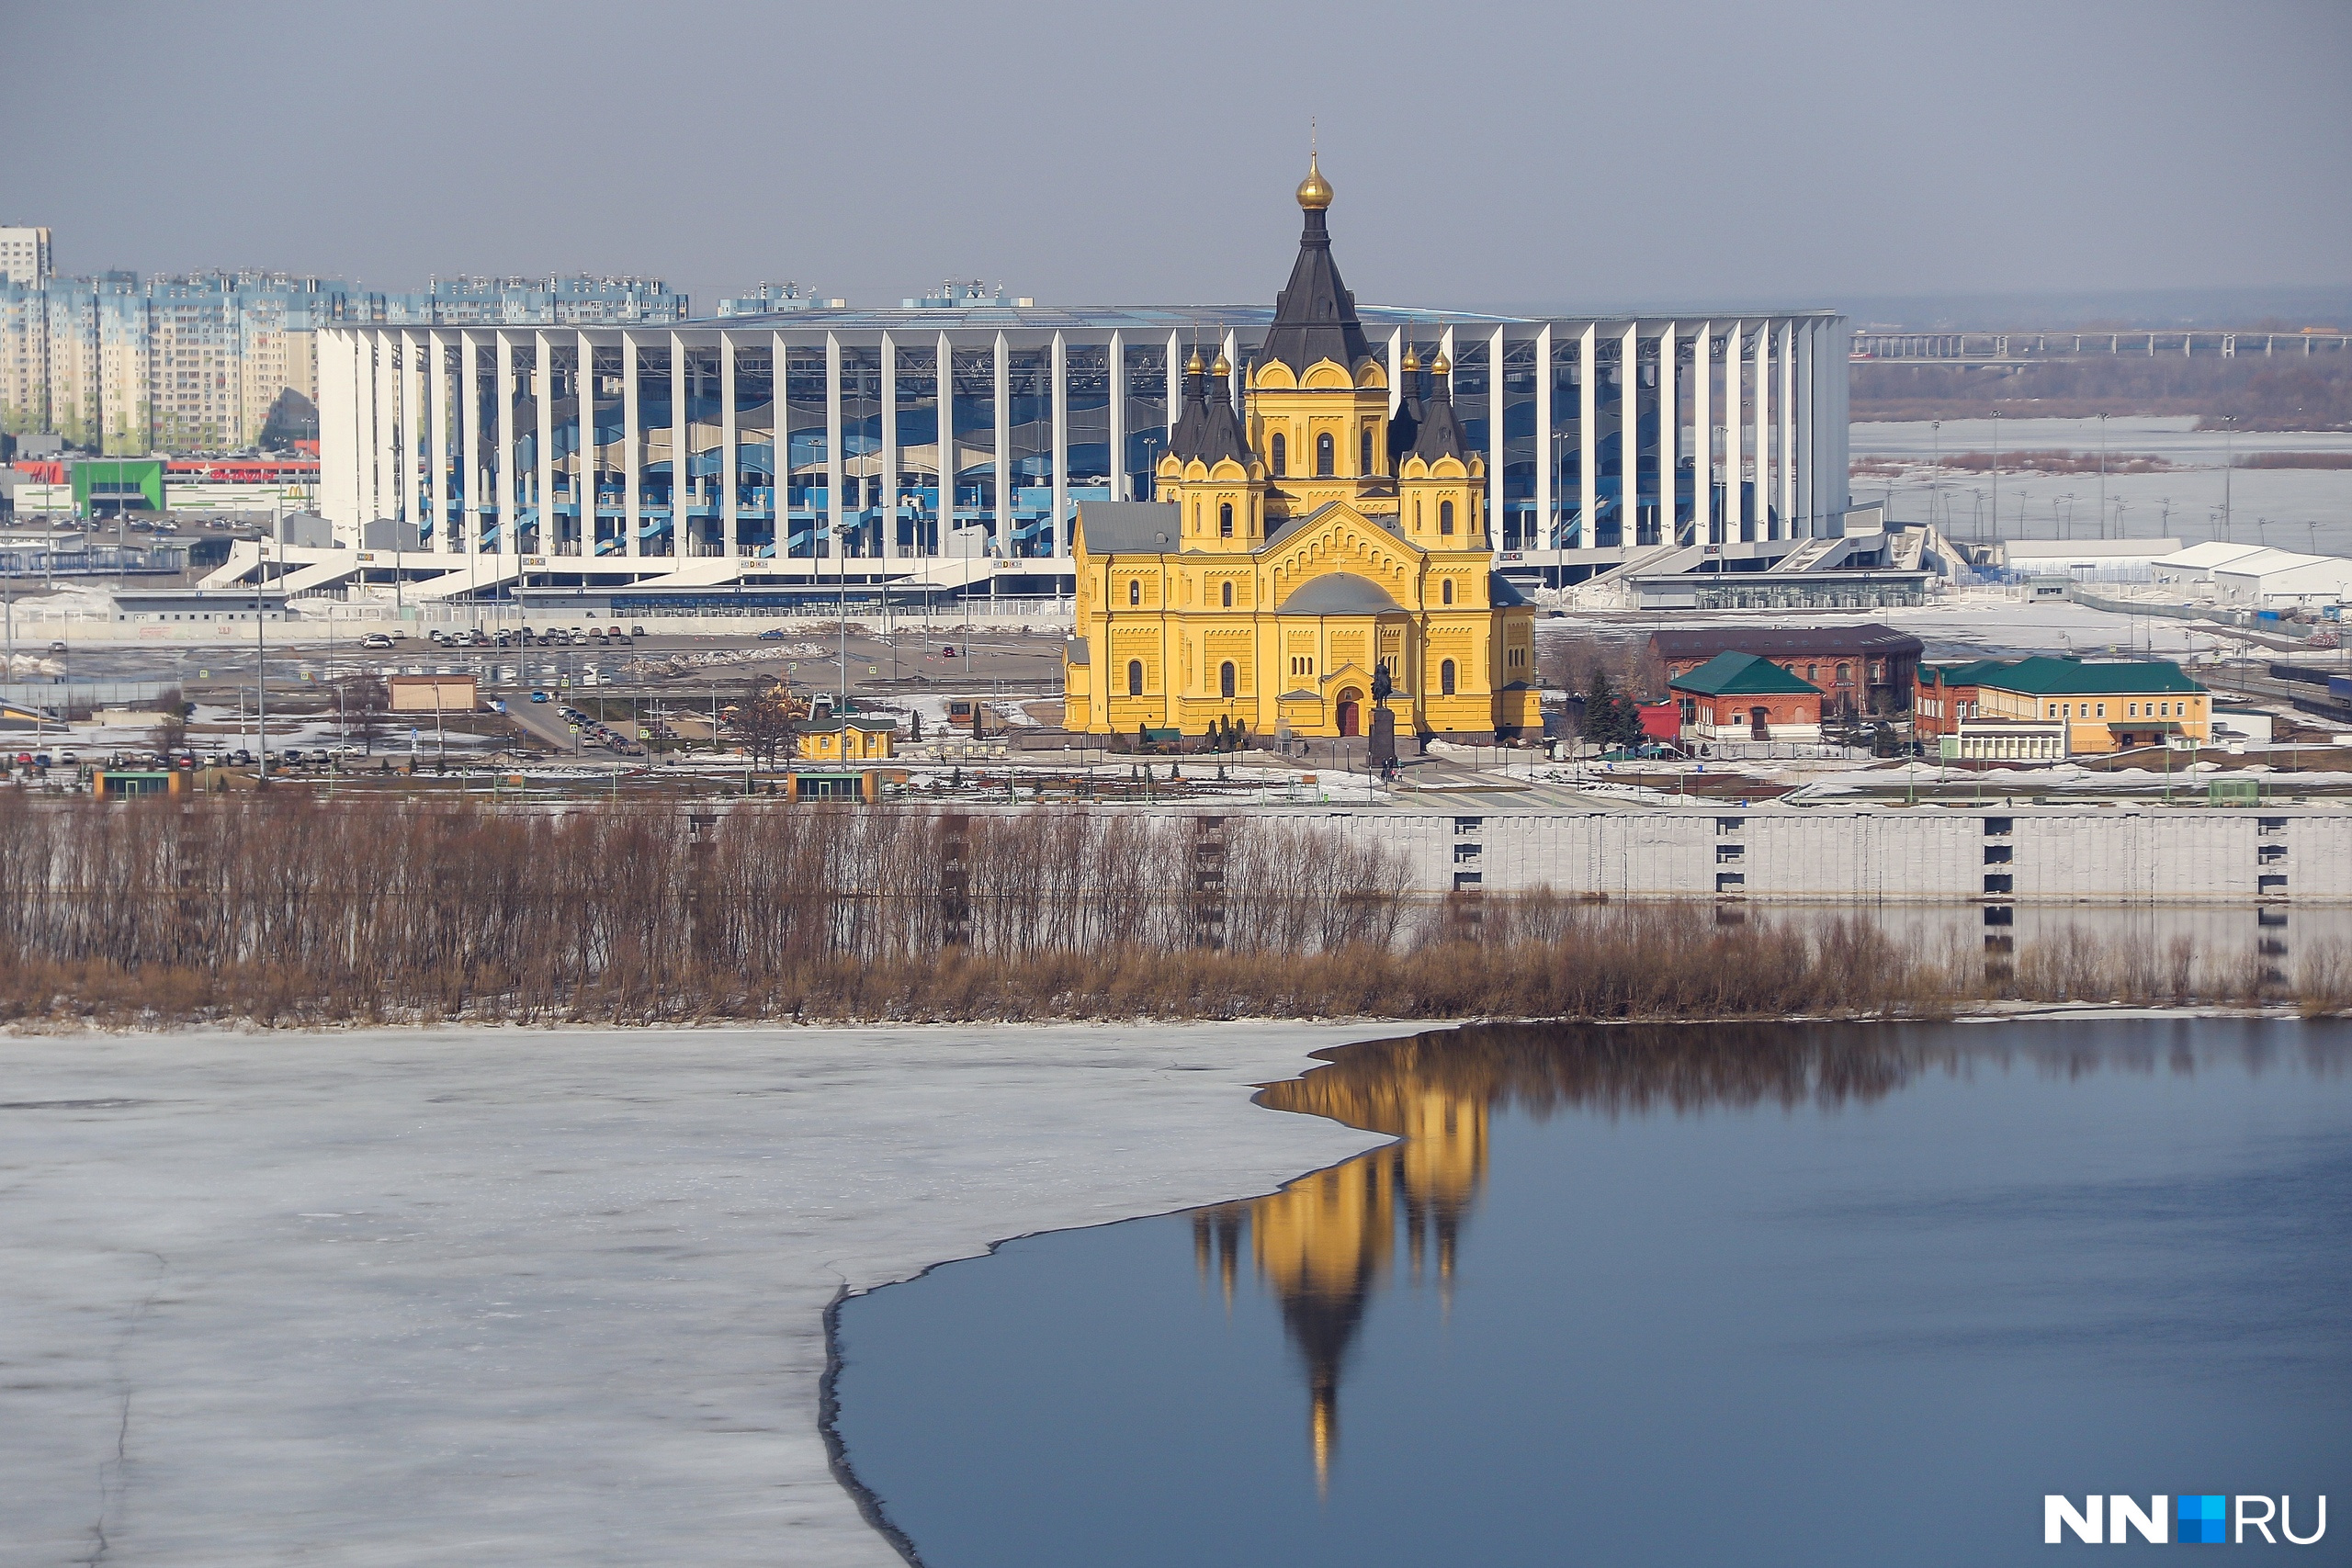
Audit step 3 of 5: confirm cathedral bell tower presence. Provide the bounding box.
[1159,342,1269,553]
[1396,347,1485,548]
[1245,154,1393,521]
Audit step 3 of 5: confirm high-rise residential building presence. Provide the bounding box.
[0,225,51,286]
[0,253,687,454]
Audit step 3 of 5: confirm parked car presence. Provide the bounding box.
[56,750,79,766]
[529,691,551,704]
[48,640,67,654]
[628,625,646,637]
[361,633,394,649]
[607,626,624,638]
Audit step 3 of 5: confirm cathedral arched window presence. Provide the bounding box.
[1316,432,1334,477]
[1441,660,1457,696]
[1270,433,1286,477]
[1128,579,1140,606]
[1128,660,1144,696]
[1361,427,1374,474]
[1221,581,1234,607]
[1220,661,1236,698]
[1442,579,1453,605]
[1440,500,1455,536]
[1219,502,1233,538]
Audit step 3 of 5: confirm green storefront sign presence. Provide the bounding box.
[73,457,165,514]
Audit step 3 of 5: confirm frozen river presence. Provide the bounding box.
[0,1025,1385,1567]
[1852,416,2352,557]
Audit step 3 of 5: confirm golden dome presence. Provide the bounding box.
[1400,344,1420,372]
[1185,346,1204,375]
[1295,153,1333,211]
[1210,351,1232,378]
[1430,348,1452,376]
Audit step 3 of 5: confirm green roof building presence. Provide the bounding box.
[1667,650,1823,697]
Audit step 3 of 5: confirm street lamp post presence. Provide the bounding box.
[2096,412,2107,541]
[834,519,854,713]
[2222,414,2237,541]
[1989,409,2002,548]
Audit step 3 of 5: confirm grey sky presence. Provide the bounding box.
[4,0,2346,316]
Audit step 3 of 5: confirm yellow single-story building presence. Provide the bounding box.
[795,716,897,761]
[1969,657,2210,754]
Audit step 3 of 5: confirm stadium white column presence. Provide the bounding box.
[1108,330,1127,501]
[991,332,1010,551]
[386,331,406,529]
[1693,323,1713,544]
[782,331,798,559]
[1657,322,1678,545]
[878,332,899,563]
[1051,331,1069,558]
[721,331,739,562]
[363,333,383,525]
[1385,325,1402,416]
[1754,322,1773,539]
[826,333,844,578]
[575,331,594,559]
[398,331,417,532]
[1577,323,1597,555]
[930,339,953,548]
[459,332,480,555]
[1486,326,1504,546]
[665,331,686,562]
[428,331,450,552]
[1533,324,1552,547]
[494,333,514,560]
[1724,321,1745,541]
[1617,323,1638,545]
[622,334,640,558]
[1779,320,1797,538]
[1165,329,1181,452]
[535,333,555,559]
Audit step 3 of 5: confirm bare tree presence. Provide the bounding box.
[732,678,807,769]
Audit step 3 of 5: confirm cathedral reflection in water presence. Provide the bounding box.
[1191,1057,1490,1490]
[1183,1021,1941,1491]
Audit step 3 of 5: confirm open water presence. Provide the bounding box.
[829,1019,2350,1567]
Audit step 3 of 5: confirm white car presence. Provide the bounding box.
[361,633,394,649]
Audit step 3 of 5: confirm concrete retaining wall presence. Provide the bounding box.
[938,802,2352,904]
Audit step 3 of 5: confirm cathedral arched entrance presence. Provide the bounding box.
[1336,688,1363,737]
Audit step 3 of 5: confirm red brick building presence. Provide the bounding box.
[1647,625,1921,719]
[1668,652,1824,742]
[1913,660,2008,741]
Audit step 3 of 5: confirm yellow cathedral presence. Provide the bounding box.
[1063,158,1540,743]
